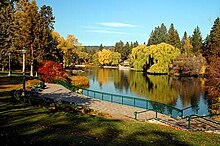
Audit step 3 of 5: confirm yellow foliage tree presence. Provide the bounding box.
[110,52,121,66]
[52,32,86,67]
[128,43,180,73]
[98,49,112,65]
[97,49,121,66]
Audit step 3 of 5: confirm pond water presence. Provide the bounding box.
[81,68,209,116]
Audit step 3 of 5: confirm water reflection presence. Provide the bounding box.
[83,68,208,114]
[171,77,206,107]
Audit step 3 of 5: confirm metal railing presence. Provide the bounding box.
[81,88,183,118]
[56,80,199,118]
[185,113,220,129]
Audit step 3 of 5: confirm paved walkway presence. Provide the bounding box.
[39,83,220,133]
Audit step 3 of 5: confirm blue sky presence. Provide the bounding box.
[36,0,220,46]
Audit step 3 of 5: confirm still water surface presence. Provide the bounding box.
[82,68,209,116]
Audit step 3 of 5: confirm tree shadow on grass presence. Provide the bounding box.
[0,106,192,146]
[0,76,23,85]
[149,130,190,146]
[0,88,121,145]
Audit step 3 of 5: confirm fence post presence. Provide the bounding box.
[187,116,191,129]
[134,112,137,120]
[134,98,135,106]
[111,94,113,102]
[121,96,123,105]
[196,108,199,115]
[102,93,103,100]
[156,108,158,119]
[181,110,183,117]
[146,100,148,109]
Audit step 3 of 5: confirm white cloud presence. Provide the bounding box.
[100,22,139,27]
[86,29,129,35]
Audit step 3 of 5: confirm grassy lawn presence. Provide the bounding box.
[0,74,220,146]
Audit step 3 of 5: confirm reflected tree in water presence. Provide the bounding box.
[171,77,205,109]
[128,73,178,105]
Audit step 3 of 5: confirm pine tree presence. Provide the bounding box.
[159,23,168,43]
[133,41,139,47]
[174,30,181,49]
[147,23,168,45]
[181,32,188,46]
[40,5,58,62]
[168,23,181,49]
[99,44,104,51]
[191,26,203,53]
[204,17,220,117]
[148,26,161,45]
[208,17,220,57]
[181,32,193,55]
[124,42,130,60]
[114,40,124,59]
[147,30,155,45]
[203,34,210,53]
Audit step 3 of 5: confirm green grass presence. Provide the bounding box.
[0,75,220,146]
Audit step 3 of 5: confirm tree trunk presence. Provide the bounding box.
[30,45,34,76]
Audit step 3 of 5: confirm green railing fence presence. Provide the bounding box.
[185,113,220,129]
[56,80,199,118]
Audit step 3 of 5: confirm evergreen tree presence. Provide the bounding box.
[147,30,154,45]
[114,40,124,59]
[39,5,58,62]
[99,44,104,51]
[133,41,139,47]
[207,17,220,57]
[204,18,220,118]
[124,42,130,60]
[181,32,193,55]
[147,26,159,45]
[174,30,181,49]
[168,23,181,49]
[168,24,176,46]
[147,23,168,45]
[191,26,203,53]
[203,34,210,53]
[47,32,63,63]
[159,23,168,43]
[181,32,188,47]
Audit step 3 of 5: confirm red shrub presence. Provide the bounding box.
[38,60,67,82]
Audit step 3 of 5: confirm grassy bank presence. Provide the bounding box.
[0,75,220,146]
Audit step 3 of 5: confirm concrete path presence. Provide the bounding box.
[39,83,220,133]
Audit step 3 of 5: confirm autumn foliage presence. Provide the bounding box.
[71,76,89,87]
[169,54,206,76]
[38,60,67,82]
[26,79,42,88]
